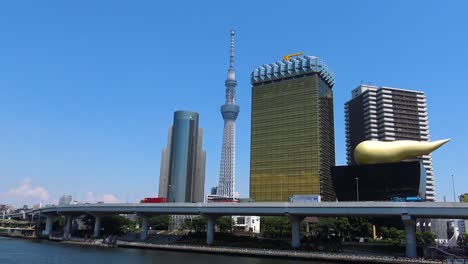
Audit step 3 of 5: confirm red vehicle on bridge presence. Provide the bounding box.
[140,197,167,203]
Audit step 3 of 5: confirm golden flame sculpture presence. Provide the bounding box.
[354,139,450,165]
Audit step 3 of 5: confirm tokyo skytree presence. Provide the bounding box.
[217,30,239,198]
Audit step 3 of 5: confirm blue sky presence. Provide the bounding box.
[0,1,467,206]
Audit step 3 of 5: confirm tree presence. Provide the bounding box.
[421,231,436,247]
[416,231,436,247]
[81,214,95,230]
[348,217,372,238]
[53,217,65,229]
[181,219,191,231]
[216,216,233,233]
[148,215,170,230]
[309,217,351,241]
[379,226,389,239]
[460,193,468,203]
[386,227,405,245]
[457,233,468,246]
[101,215,132,235]
[313,218,337,239]
[182,217,207,232]
[335,217,351,239]
[260,216,290,238]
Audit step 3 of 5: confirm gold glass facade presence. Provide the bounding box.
[250,74,336,201]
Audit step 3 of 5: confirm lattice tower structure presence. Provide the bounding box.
[217,30,239,198]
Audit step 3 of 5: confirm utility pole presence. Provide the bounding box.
[356,177,359,201]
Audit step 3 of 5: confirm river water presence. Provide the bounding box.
[0,237,330,264]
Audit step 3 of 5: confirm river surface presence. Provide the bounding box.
[0,237,334,264]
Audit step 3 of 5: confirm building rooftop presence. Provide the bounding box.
[251,55,335,87]
[354,84,425,95]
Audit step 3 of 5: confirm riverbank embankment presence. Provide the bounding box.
[58,238,442,264]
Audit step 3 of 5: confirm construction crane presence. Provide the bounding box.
[282,52,304,61]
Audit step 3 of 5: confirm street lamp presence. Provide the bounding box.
[356,177,360,201]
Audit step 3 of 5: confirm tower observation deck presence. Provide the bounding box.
[217,30,239,198]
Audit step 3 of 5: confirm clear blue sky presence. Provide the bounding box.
[1,1,467,207]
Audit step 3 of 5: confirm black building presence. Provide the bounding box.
[332,161,426,201]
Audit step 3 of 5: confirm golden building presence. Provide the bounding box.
[250,55,336,201]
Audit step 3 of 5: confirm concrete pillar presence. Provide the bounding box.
[42,216,54,236]
[206,215,217,246]
[289,215,303,249]
[140,217,149,241]
[402,215,417,258]
[93,216,101,238]
[63,215,72,240]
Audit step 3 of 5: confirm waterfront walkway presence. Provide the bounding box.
[89,239,442,264]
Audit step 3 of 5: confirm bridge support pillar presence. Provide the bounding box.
[402,215,417,258]
[206,215,218,246]
[140,217,149,241]
[93,216,102,238]
[42,216,55,236]
[289,215,303,249]
[63,215,72,240]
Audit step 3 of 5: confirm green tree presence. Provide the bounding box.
[310,217,351,241]
[460,193,468,203]
[261,216,290,238]
[416,231,436,247]
[101,215,132,235]
[457,233,468,246]
[335,217,351,239]
[181,218,192,231]
[193,217,207,232]
[348,217,372,238]
[216,216,234,233]
[421,231,436,246]
[379,226,389,239]
[313,218,337,239]
[80,214,95,230]
[148,215,170,230]
[182,217,207,232]
[53,217,65,229]
[386,227,405,245]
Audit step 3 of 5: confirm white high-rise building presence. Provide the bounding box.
[59,195,72,206]
[345,84,435,201]
[217,30,239,198]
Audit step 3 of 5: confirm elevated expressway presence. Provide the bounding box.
[8,202,468,258]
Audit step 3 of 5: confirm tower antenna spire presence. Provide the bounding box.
[229,30,235,69]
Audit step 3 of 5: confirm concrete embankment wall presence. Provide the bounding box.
[115,241,441,264]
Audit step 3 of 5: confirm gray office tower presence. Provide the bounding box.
[345,84,435,201]
[158,111,206,203]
